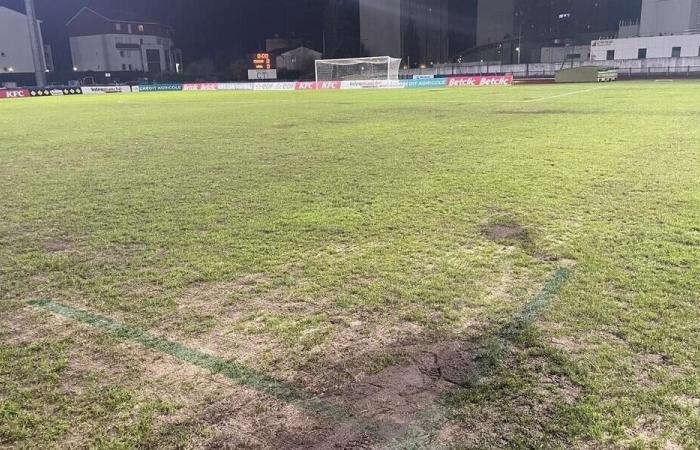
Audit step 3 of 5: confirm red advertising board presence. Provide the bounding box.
[182,83,218,91]
[294,81,342,90]
[446,75,514,87]
[0,88,31,99]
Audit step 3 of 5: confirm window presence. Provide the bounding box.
[698,46,700,57]
[127,24,132,34]
[122,64,126,70]
[637,48,647,59]
[606,50,615,60]
[138,25,144,32]
[115,23,121,31]
[120,50,125,58]
[671,46,681,58]
[128,64,133,70]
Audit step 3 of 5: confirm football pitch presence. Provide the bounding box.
[1,82,699,448]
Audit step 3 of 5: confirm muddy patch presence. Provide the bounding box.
[317,340,484,448]
[43,238,73,253]
[482,223,529,243]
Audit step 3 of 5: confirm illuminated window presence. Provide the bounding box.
[115,23,121,31]
[138,25,144,32]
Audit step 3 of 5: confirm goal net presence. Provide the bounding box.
[315,56,402,82]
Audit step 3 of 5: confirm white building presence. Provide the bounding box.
[591,34,700,61]
[66,7,181,73]
[359,0,449,65]
[0,5,50,75]
[591,0,700,61]
[276,47,322,72]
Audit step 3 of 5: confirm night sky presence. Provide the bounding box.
[1,0,641,71]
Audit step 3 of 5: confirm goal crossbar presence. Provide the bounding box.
[315,56,402,82]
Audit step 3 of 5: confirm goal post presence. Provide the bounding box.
[315,56,402,82]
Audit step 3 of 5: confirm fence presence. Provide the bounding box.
[401,56,700,80]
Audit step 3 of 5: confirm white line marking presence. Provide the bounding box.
[520,85,607,103]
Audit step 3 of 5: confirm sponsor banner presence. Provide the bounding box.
[138,83,183,92]
[81,85,131,94]
[182,83,218,91]
[253,82,297,91]
[47,87,83,96]
[0,88,30,99]
[339,80,404,90]
[446,75,514,87]
[294,81,342,90]
[217,83,254,91]
[28,88,52,97]
[401,78,448,89]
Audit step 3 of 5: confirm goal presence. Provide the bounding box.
[315,56,402,82]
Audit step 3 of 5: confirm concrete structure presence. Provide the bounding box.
[477,0,611,47]
[476,0,514,46]
[359,0,449,66]
[540,45,591,63]
[0,5,50,75]
[639,0,700,36]
[618,19,641,39]
[276,46,322,72]
[323,0,361,58]
[591,34,700,61]
[67,7,181,73]
[360,0,402,58]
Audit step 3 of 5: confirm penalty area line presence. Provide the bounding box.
[382,267,573,449]
[28,299,351,421]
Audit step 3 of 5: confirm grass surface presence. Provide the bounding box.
[1,82,699,448]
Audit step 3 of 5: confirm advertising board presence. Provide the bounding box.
[81,86,132,94]
[182,83,218,91]
[0,88,30,99]
[446,75,514,87]
[138,84,183,92]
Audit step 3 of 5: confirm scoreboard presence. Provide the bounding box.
[251,53,273,70]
